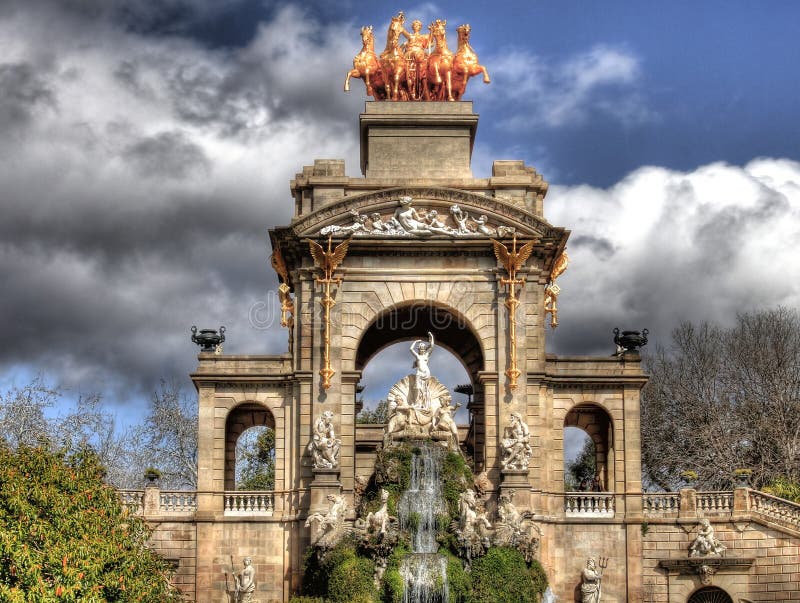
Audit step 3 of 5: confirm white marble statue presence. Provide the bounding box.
[366,488,392,537]
[226,557,256,603]
[581,557,603,603]
[305,493,348,548]
[382,333,459,450]
[308,410,341,469]
[492,491,540,561]
[500,412,532,471]
[689,519,726,557]
[410,332,435,408]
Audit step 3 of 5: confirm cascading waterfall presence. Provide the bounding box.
[398,443,449,603]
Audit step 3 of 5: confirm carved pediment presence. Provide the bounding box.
[291,187,563,241]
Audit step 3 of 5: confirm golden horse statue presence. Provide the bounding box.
[452,24,490,101]
[344,25,386,100]
[380,12,408,101]
[426,19,455,101]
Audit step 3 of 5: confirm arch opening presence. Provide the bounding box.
[688,587,733,603]
[225,403,275,491]
[355,302,487,466]
[564,404,614,492]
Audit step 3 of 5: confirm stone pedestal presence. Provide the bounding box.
[500,469,532,510]
[310,468,341,513]
[359,101,478,178]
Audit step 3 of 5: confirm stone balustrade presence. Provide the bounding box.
[642,492,680,515]
[119,489,144,513]
[564,492,615,518]
[696,491,733,513]
[223,491,276,516]
[749,490,800,529]
[160,491,198,514]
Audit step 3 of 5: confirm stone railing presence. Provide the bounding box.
[564,492,615,518]
[160,491,198,514]
[119,489,144,513]
[749,490,800,529]
[642,492,680,515]
[696,491,733,513]
[224,491,276,516]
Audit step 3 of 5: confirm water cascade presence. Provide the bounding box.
[398,443,449,603]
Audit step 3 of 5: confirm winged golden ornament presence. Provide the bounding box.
[307,235,352,390]
[270,248,295,341]
[491,235,536,390]
[307,236,352,284]
[544,250,569,329]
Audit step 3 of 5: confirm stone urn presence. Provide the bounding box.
[191,325,225,352]
[614,328,649,353]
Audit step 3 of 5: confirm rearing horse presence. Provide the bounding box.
[452,24,490,101]
[344,25,386,100]
[380,12,407,101]
[426,19,455,101]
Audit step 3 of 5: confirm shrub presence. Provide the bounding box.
[0,445,182,602]
[470,547,545,603]
[300,541,378,603]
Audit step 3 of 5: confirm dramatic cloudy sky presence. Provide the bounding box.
[2,0,799,427]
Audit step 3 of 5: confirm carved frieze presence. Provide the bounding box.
[291,187,563,240]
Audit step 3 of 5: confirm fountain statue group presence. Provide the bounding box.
[344,12,490,101]
[384,332,462,450]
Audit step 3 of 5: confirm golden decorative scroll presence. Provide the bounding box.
[270,247,294,350]
[345,13,489,102]
[307,235,352,390]
[544,251,569,329]
[491,235,535,390]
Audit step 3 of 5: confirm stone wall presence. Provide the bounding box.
[642,520,800,602]
[147,519,197,601]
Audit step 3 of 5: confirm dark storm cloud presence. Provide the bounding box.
[122,130,211,179]
[0,1,360,407]
[0,63,54,132]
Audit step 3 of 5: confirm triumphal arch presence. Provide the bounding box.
[133,15,800,603]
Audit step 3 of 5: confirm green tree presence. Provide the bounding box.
[356,400,390,424]
[0,445,182,602]
[237,427,276,490]
[565,436,596,491]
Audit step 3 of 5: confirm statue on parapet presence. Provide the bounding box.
[346,15,489,101]
[308,411,341,469]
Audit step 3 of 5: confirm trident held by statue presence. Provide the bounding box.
[598,556,608,572]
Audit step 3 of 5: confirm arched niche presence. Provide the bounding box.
[563,403,614,491]
[354,302,486,466]
[224,402,276,491]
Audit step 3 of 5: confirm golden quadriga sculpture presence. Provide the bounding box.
[345,11,490,101]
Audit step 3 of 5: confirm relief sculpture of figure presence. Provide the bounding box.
[394,196,433,235]
[689,519,726,557]
[500,412,532,471]
[308,410,341,469]
[581,557,603,603]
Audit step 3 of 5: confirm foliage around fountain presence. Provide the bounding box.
[292,441,548,603]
